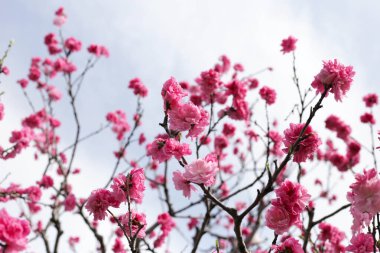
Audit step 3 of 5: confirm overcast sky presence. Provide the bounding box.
[1,1,380,252]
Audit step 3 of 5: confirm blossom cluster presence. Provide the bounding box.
[266,180,310,234]
[86,167,146,220]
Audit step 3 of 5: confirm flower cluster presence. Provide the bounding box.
[280,35,298,54]
[120,211,147,239]
[173,154,218,198]
[272,237,303,253]
[346,233,374,252]
[0,209,31,252]
[363,93,378,108]
[325,115,352,141]
[283,123,321,163]
[128,78,148,97]
[86,168,145,220]
[259,85,277,105]
[106,110,131,141]
[146,134,191,163]
[316,222,345,252]
[111,168,145,204]
[311,59,355,102]
[161,77,210,138]
[347,168,380,233]
[153,213,175,248]
[266,180,310,234]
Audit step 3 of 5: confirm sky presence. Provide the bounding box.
[1,1,380,252]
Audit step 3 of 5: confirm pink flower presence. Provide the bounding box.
[187,218,198,230]
[0,208,31,252]
[28,67,41,82]
[259,86,276,105]
[318,222,345,252]
[214,135,229,154]
[273,180,310,212]
[311,59,355,102]
[68,236,80,247]
[24,186,42,202]
[283,123,321,163]
[120,211,146,238]
[85,189,119,221]
[225,97,250,121]
[265,206,292,234]
[325,115,351,141]
[110,168,145,204]
[46,85,62,101]
[17,79,29,89]
[225,79,247,99]
[183,154,218,187]
[272,237,303,253]
[269,130,284,156]
[346,233,374,253]
[53,7,67,27]
[360,113,376,125]
[214,55,231,74]
[173,171,197,198]
[154,213,175,248]
[1,66,10,75]
[112,238,126,253]
[87,44,109,57]
[266,180,310,234]
[168,102,209,138]
[363,93,378,108]
[54,58,77,73]
[106,110,130,141]
[65,37,82,52]
[222,123,236,138]
[64,194,76,211]
[196,69,222,101]
[146,135,191,162]
[161,77,187,109]
[248,78,259,89]
[280,36,297,54]
[347,168,380,232]
[128,78,148,97]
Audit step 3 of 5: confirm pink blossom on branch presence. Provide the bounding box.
[265,205,292,234]
[87,44,110,57]
[346,233,374,252]
[183,154,218,187]
[53,7,67,27]
[280,36,298,54]
[363,93,378,108]
[120,211,147,239]
[283,123,321,163]
[128,78,148,97]
[64,37,82,52]
[347,168,380,232]
[153,212,175,248]
[85,189,120,221]
[173,171,197,198]
[272,237,303,253]
[266,180,310,234]
[146,134,191,163]
[259,86,277,105]
[168,102,209,138]
[311,59,355,102]
[0,208,31,252]
[110,168,146,204]
[360,112,376,125]
[161,77,187,110]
